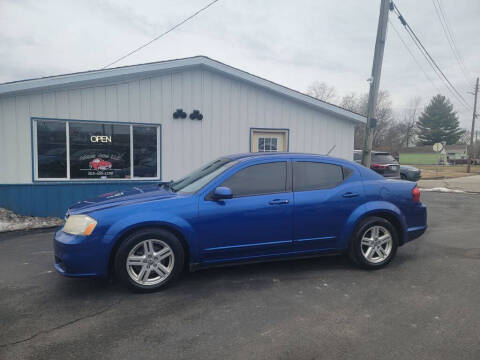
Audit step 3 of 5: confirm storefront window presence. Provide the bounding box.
[133,126,158,178]
[34,119,160,181]
[69,122,131,179]
[36,120,67,179]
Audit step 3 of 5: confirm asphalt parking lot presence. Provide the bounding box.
[1,192,479,360]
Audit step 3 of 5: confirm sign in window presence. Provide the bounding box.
[33,118,160,181]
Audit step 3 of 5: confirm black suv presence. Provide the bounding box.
[354,150,400,179]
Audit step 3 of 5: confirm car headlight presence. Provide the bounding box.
[62,215,97,236]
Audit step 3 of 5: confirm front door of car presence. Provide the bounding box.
[292,160,363,251]
[196,161,293,262]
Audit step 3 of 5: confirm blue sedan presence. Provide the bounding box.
[54,153,427,292]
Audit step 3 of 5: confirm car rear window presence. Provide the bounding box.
[293,162,344,191]
[372,153,396,164]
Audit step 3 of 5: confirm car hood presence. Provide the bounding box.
[67,184,178,215]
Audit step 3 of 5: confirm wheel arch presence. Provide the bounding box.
[363,211,405,245]
[340,202,407,249]
[107,223,191,277]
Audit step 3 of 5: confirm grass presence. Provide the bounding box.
[399,153,441,165]
[411,165,480,180]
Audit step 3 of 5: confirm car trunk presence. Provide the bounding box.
[371,153,400,178]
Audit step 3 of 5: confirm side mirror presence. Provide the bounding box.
[213,186,233,200]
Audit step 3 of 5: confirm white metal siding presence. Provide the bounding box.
[0,68,355,184]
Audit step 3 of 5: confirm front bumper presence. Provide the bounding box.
[53,230,109,277]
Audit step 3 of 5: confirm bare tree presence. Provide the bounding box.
[459,130,471,144]
[402,96,422,147]
[306,81,337,103]
[341,90,394,150]
[339,93,362,148]
[340,92,359,112]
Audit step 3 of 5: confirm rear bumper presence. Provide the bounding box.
[404,203,427,243]
[407,225,427,242]
[406,173,422,181]
[53,230,109,277]
[382,173,401,179]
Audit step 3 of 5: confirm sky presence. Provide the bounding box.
[1,0,479,128]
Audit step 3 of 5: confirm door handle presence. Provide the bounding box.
[269,199,289,205]
[343,192,359,198]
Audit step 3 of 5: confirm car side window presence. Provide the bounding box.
[293,161,344,191]
[220,162,287,197]
[343,166,354,180]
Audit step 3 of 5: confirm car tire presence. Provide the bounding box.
[114,228,185,292]
[348,216,398,270]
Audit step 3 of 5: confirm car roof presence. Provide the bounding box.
[224,152,351,164]
[353,150,392,155]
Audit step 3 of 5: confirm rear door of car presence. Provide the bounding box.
[292,159,363,251]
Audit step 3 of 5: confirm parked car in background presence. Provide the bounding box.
[54,152,427,292]
[354,150,400,179]
[446,157,480,166]
[400,165,422,181]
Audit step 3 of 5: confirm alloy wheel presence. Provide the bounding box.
[126,239,175,286]
[360,225,393,264]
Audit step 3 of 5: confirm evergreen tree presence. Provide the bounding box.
[416,95,464,145]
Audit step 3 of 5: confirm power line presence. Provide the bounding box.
[392,3,471,110]
[394,4,470,109]
[400,17,447,93]
[431,0,469,84]
[435,0,471,77]
[102,0,221,69]
[403,21,467,108]
[388,18,442,94]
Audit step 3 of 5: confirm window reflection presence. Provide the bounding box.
[133,126,157,178]
[37,121,67,178]
[69,122,131,179]
[35,119,160,180]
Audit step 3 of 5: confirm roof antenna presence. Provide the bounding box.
[326,145,336,156]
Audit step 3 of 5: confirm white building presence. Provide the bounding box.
[0,56,365,216]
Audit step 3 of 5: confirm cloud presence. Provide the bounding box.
[0,0,478,127]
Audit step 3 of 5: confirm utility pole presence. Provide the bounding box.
[467,77,479,173]
[476,130,479,158]
[361,0,391,167]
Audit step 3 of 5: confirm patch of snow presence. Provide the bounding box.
[420,187,465,193]
[0,208,63,233]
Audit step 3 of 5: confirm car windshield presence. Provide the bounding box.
[169,157,238,194]
[372,153,397,164]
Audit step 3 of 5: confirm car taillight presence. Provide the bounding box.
[412,186,420,203]
[371,163,387,169]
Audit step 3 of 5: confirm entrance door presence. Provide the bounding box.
[250,129,288,152]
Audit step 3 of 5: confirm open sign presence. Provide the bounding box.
[90,135,112,143]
